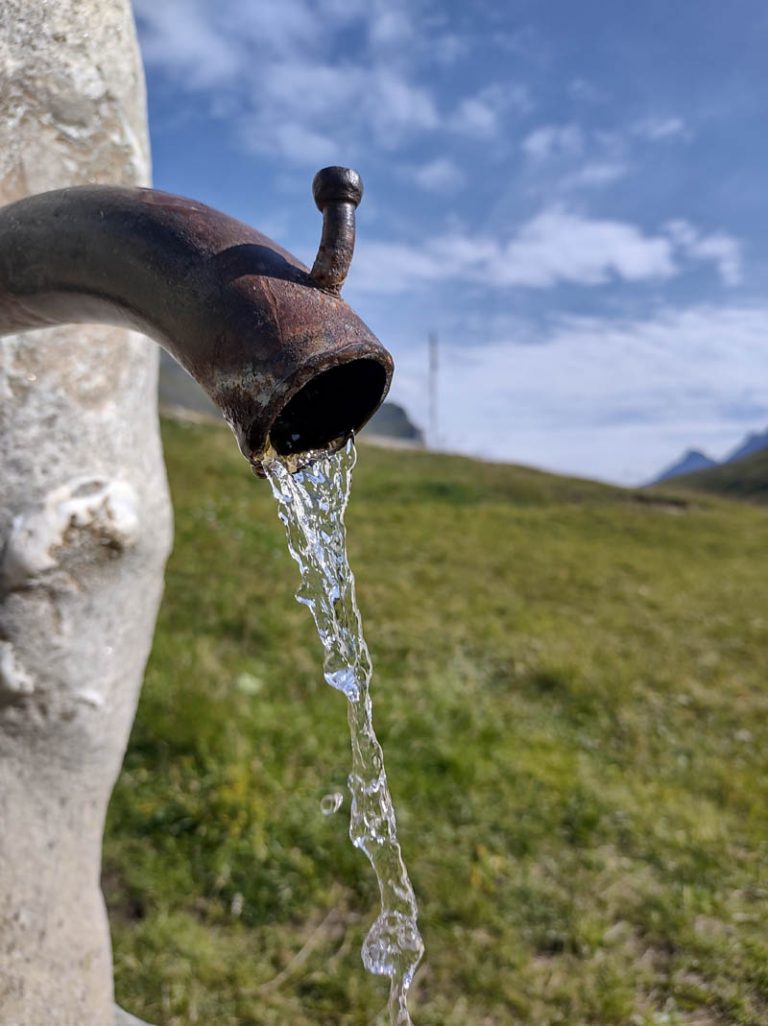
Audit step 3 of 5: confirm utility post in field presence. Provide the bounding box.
[428,330,439,449]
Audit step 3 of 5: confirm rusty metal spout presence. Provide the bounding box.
[0,169,391,474]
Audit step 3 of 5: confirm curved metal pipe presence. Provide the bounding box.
[310,166,363,292]
[0,172,392,473]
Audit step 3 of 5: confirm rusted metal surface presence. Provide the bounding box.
[0,174,392,472]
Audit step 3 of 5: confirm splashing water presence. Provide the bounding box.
[265,439,424,1026]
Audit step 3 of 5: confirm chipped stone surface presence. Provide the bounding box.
[2,477,140,591]
[0,3,173,1025]
[0,642,35,697]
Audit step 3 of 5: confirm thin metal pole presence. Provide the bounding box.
[428,331,438,448]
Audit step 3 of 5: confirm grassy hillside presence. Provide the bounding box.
[106,420,768,1026]
[664,448,768,503]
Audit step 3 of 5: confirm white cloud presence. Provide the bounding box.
[431,33,468,65]
[560,161,628,189]
[387,305,768,484]
[568,78,605,104]
[687,234,742,287]
[450,96,498,137]
[522,124,584,160]
[634,116,690,141]
[269,123,338,165]
[520,125,629,195]
[501,209,677,285]
[134,0,445,165]
[411,157,465,193]
[250,60,438,153]
[133,0,243,89]
[134,1,534,165]
[450,83,530,138]
[665,220,742,285]
[354,208,682,292]
[263,61,359,118]
[521,115,690,194]
[371,70,439,136]
[368,7,413,48]
[354,209,743,293]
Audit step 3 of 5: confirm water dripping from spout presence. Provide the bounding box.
[264,438,424,1026]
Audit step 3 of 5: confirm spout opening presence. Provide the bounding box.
[268,358,388,457]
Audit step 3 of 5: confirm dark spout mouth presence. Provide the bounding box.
[260,357,388,466]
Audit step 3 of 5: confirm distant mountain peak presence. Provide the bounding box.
[724,427,768,465]
[651,449,717,484]
[650,424,768,486]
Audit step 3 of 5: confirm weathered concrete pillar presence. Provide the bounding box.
[0,3,171,1024]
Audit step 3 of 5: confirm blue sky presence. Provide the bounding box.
[133,0,768,484]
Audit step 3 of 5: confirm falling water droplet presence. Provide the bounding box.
[320,791,344,816]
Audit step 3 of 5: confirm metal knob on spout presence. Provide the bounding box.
[310,166,363,293]
[0,168,391,474]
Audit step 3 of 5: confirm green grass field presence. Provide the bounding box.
[105,418,768,1026]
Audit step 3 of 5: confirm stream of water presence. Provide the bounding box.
[265,439,424,1026]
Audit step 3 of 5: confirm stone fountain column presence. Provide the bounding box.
[0,3,171,1024]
